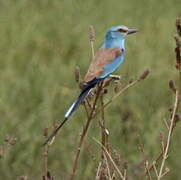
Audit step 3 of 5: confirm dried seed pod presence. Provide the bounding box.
[114,80,123,93]
[79,81,86,90]
[103,89,108,94]
[174,114,180,123]
[89,25,96,41]
[100,88,108,96]
[129,78,134,84]
[174,35,181,47]
[174,35,181,67]
[169,80,176,93]
[0,147,4,158]
[176,64,180,70]
[165,167,170,173]
[8,138,17,145]
[168,107,173,112]
[123,161,128,169]
[102,78,112,88]
[75,66,81,83]
[176,18,181,36]
[43,128,49,137]
[19,176,28,180]
[54,123,59,130]
[159,131,164,142]
[47,171,53,179]
[113,150,121,166]
[145,160,149,167]
[4,137,17,145]
[4,136,9,143]
[139,69,150,80]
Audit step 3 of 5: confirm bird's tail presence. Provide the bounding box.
[43,78,100,146]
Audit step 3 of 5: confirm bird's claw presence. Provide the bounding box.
[109,74,121,80]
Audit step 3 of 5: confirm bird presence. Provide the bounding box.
[43,25,138,145]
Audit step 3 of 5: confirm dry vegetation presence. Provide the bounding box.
[41,18,181,180]
[0,1,180,179]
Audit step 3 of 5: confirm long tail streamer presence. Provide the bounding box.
[43,78,101,146]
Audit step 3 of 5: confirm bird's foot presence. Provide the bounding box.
[109,74,121,80]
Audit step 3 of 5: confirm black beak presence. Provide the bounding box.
[127,29,138,35]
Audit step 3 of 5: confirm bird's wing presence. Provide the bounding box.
[84,48,122,82]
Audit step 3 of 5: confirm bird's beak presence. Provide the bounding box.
[127,29,138,35]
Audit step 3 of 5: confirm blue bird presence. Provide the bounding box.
[44,25,138,145]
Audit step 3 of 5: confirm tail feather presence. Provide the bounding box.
[43,78,101,146]
[65,77,101,119]
[64,88,91,119]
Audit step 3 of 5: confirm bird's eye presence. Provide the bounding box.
[118,29,127,33]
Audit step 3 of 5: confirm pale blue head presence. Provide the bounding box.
[106,25,138,40]
[103,25,138,48]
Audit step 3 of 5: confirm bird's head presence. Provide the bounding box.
[106,25,138,40]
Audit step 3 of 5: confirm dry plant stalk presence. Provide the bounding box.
[98,85,110,180]
[43,145,49,180]
[44,25,149,180]
[93,69,150,119]
[157,91,179,179]
[18,176,28,180]
[89,25,96,58]
[144,17,181,180]
[69,84,103,180]
[96,162,102,180]
[70,70,148,180]
[0,136,17,159]
[69,26,98,180]
[93,138,125,180]
[70,28,149,179]
[42,128,53,180]
[156,17,181,179]
[145,161,153,180]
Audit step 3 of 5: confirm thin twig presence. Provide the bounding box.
[111,172,116,180]
[145,161,153,180]
[96,162,102,180]
[160,168,170,178]
[103,79,140,109]
[89,25,95,58]
[157,90,179,179]
[83,103,90,118]
[99,87,108,180]
[143,145,164,177]
[93,137,124,180]
[153,161,159,178]
[164,119,169,130]
[69,84,102,180]
[86,99,93,109]
[92,78,141,121]
[91,41,95,58]
[100,93,106,159]
[123,169,127,180]
[43,146,49,180]
[69,25,98,180]
[103,153,112,180]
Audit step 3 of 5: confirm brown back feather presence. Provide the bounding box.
[84,48,122,82]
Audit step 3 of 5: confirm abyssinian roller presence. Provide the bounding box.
[44,25,138,145]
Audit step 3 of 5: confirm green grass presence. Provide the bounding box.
[0,0,180,179]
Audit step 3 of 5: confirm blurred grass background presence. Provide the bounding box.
[0,0,180,179]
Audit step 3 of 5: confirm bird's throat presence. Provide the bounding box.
[105,38,125,49]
